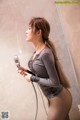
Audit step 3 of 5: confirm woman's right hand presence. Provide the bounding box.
[17,66,27,76]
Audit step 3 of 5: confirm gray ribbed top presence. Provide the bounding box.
[28,46,63,98]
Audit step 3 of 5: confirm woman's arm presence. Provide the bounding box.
[30,52,60,87]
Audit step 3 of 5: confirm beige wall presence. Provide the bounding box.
[57,4,80,84]
[0,0,80,119]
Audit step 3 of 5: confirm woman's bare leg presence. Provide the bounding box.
[47,88,72,120]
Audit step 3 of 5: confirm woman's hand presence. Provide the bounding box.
[17,66,27,76]
[24,73,32,82]
[17,66,32,82]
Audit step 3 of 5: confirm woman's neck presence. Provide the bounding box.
[34,41,45,54]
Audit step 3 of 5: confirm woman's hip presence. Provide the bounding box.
[48,87,72,111]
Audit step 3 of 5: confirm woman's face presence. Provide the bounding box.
[26,25,37,42]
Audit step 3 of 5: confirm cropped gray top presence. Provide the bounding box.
[28,46,63,98]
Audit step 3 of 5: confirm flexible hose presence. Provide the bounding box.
[26,70,47,119]
[31,82,38,120]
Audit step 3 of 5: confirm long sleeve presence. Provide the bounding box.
[30,52,60,87]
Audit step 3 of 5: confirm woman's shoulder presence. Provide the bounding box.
[41,46,52,54]
[40,46,53,57]
[39,46,55,62]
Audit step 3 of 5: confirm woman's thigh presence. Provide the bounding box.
[47,88,72,120]
[47,98,66,120]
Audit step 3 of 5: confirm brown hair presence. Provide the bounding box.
[29,17,70,88]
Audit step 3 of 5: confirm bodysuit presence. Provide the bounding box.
[28,46,63,98]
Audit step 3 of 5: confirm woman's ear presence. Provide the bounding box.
[37,29,42,36]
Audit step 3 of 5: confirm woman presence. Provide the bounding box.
[18,17,72,120]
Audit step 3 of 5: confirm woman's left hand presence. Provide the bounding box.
[24,73,32,82]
